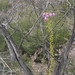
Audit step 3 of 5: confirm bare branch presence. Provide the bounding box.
[54,6,75,75]
[0,23,33,75]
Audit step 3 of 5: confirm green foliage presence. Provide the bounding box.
[0,34,5,51]
[54,26,70,48]
[0,0,12,12]
[10,15,42,56]
[22,36,42,56]
[67,58,75,75]
[12,31,21,44]
[18,17,32,32]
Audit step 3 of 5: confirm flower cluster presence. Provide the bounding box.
[42,12,55,21]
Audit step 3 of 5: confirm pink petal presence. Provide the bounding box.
[49,13,53,16]
[49,13,55,16]
[52,13,55,16]
[44,17,48,21]
[46,14,49,17]
[42,13,46,17]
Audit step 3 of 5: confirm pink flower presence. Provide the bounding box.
[52,13,55,16]
[48,13,53,16]
[45,13,49,17]
[42,13,46,17]
[42,12,55,21]
[48,13,55,16]
[44,17,48,21]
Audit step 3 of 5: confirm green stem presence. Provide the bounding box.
[48,31,55,75]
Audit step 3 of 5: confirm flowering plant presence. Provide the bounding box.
[42,12,55,21]
[42,12,56,75]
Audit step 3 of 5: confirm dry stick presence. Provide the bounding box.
[54,6,75,75]
[30,0,38,17]
[4,1,23,32]
[0,24,33,75]
[0,56,12,72]
[66,0,71,7]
